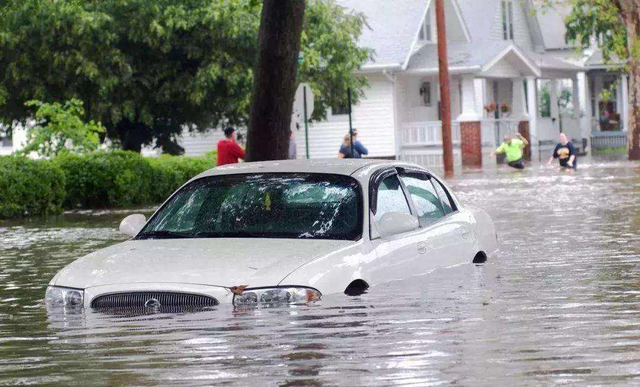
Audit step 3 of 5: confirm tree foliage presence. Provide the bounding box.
[0,0,370,153]
[20,99,104,157]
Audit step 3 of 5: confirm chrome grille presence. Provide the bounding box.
[91,292,218,310]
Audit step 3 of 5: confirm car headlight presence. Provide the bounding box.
[233,287,321,306]
[45,286,84,307]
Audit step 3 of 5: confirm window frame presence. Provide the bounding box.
[430,175,458,214]
[398,168,457,216]
[368,168,416,240]
[368,166,460,240]
[398,170,448,227]
[501,0,515,41]
[331,103,350,117]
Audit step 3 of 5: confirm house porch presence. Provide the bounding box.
[396,67,587,167]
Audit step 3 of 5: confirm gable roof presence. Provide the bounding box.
[407,40,582,76]
[532,0,577,50]
[453,0,545,50]
[337,0,430,69]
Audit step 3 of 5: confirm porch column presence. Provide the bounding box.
[579,72,592,150]
[549,80,560,133]
[526,76,538,140]
[513,78,531,161]
[621,74,629,132]
[572,78,581,119]
[457,74,482,167]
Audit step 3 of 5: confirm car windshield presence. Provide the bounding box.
[138,173,363,241]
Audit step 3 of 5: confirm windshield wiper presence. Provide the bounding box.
[192,230,262,239]
[136,230,194,240]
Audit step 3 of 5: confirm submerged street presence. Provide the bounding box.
[0,156,638,386]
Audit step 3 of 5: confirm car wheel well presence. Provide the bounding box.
[473,251,487,264]
[344,279,369,296]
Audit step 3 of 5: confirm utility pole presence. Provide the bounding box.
[435,0,454,177]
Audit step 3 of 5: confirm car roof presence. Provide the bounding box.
[194,159,428,180]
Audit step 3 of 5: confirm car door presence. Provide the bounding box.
[395,169,461,272]
[366,169,425,284]
[428,175,477,266]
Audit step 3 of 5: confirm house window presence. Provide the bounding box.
[420,82,432,106]
[418,7,433,42]
[0,127,11,147]
[332,102,350,116]
[501,0,514,40]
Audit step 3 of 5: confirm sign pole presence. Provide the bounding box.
[348,87,354,155]
[436,0,454,177]
[303,85,310,159]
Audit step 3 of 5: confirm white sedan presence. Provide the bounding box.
[45,159,498,311]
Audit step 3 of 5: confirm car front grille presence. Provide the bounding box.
[91,292,219,311]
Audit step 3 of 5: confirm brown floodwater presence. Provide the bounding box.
[0,156,638,386]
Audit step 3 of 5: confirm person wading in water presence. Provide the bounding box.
[490,132,529,170]
[547,133,577,171]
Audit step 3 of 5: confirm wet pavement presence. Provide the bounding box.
[0,156,638,386]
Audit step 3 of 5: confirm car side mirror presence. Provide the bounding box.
[377,212,419,238]
[119,214,147,237]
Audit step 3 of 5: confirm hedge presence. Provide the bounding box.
[0,157,66,218]
[0,151,215,219]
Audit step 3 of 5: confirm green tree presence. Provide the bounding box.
[0,0,370,154]
[543,0,639,159]
[20,99,105,157]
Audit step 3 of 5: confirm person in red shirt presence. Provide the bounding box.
[216,127,245,166]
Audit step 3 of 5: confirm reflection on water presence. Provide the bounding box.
[1,157,639,386]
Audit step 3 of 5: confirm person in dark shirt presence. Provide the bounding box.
[338,134,360,159]
[352,129,369,159]
[216,127,245,166]
[547,133,577,171]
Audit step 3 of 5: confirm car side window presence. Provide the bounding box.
[399,172,446,226]
[374,174,411,223]
[432,179,456,214]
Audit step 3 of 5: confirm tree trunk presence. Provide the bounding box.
[245,0,306,162]
[620,0,640,160]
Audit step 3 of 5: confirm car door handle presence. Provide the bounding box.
[417,242,428,255]
[461,227,472,240]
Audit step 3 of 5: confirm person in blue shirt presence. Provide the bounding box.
[352,129,368,159]
[338,134,360,159]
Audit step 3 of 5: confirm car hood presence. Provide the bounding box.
[52,238,353,289]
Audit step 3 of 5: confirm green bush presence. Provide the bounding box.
[55,151,214,209]
[54,151,156,208]
[0,151,214,218]
[0,156,66,219]
[147,155,215,203]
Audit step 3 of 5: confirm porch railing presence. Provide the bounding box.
[591,131,628,150]
[401,121,461,148]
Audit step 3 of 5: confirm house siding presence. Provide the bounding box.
[298,74,397,159]
[179,130,226,157]
[179,74,397,160]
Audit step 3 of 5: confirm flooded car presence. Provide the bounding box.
[45,159,498,312]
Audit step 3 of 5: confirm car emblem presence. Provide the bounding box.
[144,298,161,308]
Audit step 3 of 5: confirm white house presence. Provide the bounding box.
[294,0,592,167]
[178,0,589,167]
